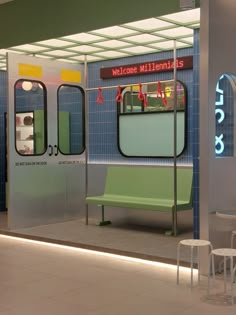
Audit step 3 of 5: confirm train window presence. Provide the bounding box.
[14,79,47,156]
[57,85,85,155]
[118,80,187,157]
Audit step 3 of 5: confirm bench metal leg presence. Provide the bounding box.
[85,204,88,225]
[98,205,112,226]
[165,210,179,236]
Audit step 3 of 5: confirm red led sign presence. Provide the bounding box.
[100,56,193,79]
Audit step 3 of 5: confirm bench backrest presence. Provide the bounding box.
[104,166,193,202]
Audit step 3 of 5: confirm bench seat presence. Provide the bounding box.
[86,165,193,232]
[86,195,191,212]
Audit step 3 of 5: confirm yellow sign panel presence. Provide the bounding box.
[131,85,139,91]
[18,63,42,78]
[61,69,81,83]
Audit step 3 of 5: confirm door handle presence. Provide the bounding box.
[48,145,53,156]
[54,145,59,156]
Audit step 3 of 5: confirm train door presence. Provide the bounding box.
[7,53,85,229]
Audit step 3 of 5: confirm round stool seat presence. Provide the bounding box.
[212,248,236,256]
[180,239,211,247]
[216,210,236,219]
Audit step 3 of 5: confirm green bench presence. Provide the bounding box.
[86,166,193,234]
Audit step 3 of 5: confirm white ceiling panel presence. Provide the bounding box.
[155,27,193,38]
[149,40,188,50]
[161,8,200,24]
[42,50,76,57]
[70,55,103,62]
[123,33,163,43]
[95,40,132,49]
[2,8,200,66]
[123,18,175,31]
[10,44,46,52]
[61,33,105,43]
[35,39,72,47]
[34,54,53,59]
[91,26,138,38]
[56,58,78,63]
[121,46,157,54]
[94,51,129,58]
[67,45,102,53]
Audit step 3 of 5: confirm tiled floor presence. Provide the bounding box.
[0,211,196,263]
[0,235,235,315]
[10,217,194,263]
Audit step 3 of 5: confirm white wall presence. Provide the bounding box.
[200,0,236,252]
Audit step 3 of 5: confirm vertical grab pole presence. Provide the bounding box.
[84,55,89,225]
[173,40,178,236]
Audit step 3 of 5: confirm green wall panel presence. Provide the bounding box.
[34,109,45,155]
[0,0,183,48]
[59,111,70,154]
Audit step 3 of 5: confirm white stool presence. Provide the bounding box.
[218,231,236,273]
[177,239,213,288]
[231,231,236,248]
[209,248,236,305]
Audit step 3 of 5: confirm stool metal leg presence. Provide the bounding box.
[190,246,193,289]
[212,252,215,282]
[177,242,180,285]
[208,253,211,296]
[224,256,227,295]
[197,246,200,283]
[208,252,215,296]
[231,233,235,249]
[230,256,234,305]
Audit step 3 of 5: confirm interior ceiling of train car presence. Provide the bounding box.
[0,7,200,70]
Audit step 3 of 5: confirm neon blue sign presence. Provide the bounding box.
[215,75,225,155]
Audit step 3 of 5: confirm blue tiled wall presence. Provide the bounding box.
[88,48,194,166]
[15,84,45,112]
[0,70,7,211]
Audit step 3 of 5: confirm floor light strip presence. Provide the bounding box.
[0,234,197,274]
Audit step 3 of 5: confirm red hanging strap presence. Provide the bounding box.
[162,90,167,106]
[96,87,104,104]
[143,93,148,107]
[138,82,144,101]
[116,85,123,102]
[157,81,162,98]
